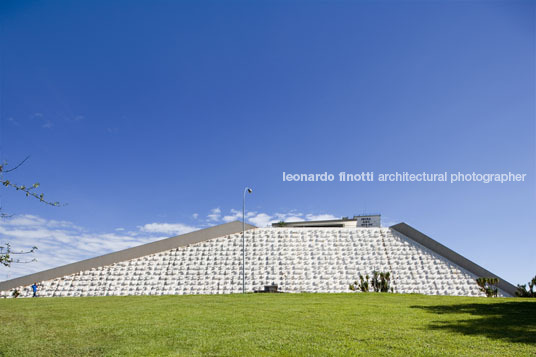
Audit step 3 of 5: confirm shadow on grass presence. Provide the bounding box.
[411,301,536,345]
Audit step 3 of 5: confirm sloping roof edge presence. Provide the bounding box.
[0,221,256,292]
[390,222,517,297]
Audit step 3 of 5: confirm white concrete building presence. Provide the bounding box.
[0,220,516,298]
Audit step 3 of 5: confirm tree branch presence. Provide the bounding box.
[0,243,38,267]
[1,180,60,206]
[0,155,30,173]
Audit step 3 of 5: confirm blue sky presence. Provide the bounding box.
[0,1,534,285]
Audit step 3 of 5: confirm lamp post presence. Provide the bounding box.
[243,187,252,294]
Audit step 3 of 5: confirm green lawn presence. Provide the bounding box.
[0,293,534,356]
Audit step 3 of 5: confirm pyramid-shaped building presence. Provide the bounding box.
[0,216,517,298]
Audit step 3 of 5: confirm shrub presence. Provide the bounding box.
[349,274,370,292]
[351,271,390,293]
[370,271,391,293]
[379,272,391,293]
[516,275,536,297]
[371,271,380,292]
[476,277,499,297]
[359,274,369,292]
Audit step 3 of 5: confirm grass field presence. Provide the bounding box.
[0,293,534,356]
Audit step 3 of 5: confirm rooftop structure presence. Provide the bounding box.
[273,215,381,228]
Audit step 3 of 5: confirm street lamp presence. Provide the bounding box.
[242,187,253,294]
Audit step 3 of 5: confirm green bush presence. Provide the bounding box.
[516,275,536,297]
[359,274,369,292]
[476,277,499,297]
[351,271,390,293]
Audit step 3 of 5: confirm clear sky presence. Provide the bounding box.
[0,1,534,285]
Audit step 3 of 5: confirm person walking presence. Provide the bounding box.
[31,282,38,297]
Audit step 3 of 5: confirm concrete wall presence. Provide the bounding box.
[390,223,517,296]
[0,221,256,292]
[3,227,495,297]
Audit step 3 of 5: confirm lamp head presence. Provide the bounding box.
[247,188,253,193]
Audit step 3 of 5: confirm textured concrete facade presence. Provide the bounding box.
[0,221,255,292]
[0,223,515,298]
